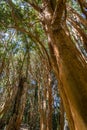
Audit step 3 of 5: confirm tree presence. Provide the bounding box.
[0,0,87,130]
[39,1,87,129]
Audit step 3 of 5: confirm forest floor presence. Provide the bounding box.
[20,124,29,130]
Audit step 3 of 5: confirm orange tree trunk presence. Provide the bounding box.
[47,28,87,130]
[41,1,87,129]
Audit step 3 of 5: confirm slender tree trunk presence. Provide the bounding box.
[58,80,75,130]
[47,74,52,130]
[64,113,70,130]
[41,86,47,130]
[0,87,18,129]
[60,99,64,130]
[38,83,47,130]
[6,78,28,130]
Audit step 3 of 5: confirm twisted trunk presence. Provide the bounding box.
[48,28,87,130]
[41,1,87,128]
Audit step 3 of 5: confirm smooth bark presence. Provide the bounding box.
[48,28,87,130]
[41,1,87,129]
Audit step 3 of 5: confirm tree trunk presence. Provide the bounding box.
[38,83,47,130]
[58,80,75,130]
[48,28,87,130]
[60,99,64,130]
[6,78,28,130]
[47,74,52,130]
[0,87,18,129]
[41,3,87,129]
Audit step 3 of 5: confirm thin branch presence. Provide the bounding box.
[67,4,87,29]
[11,25,51,67]
[77,0,87,19]
[24,0,42,12]
[67,18,87,50]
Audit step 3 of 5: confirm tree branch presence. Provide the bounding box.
[67,5,87,29]
[24,0,42,12]
[51,0,66,30]
[78,0,87,19]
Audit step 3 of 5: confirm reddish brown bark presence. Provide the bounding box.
[41,1,87,129]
